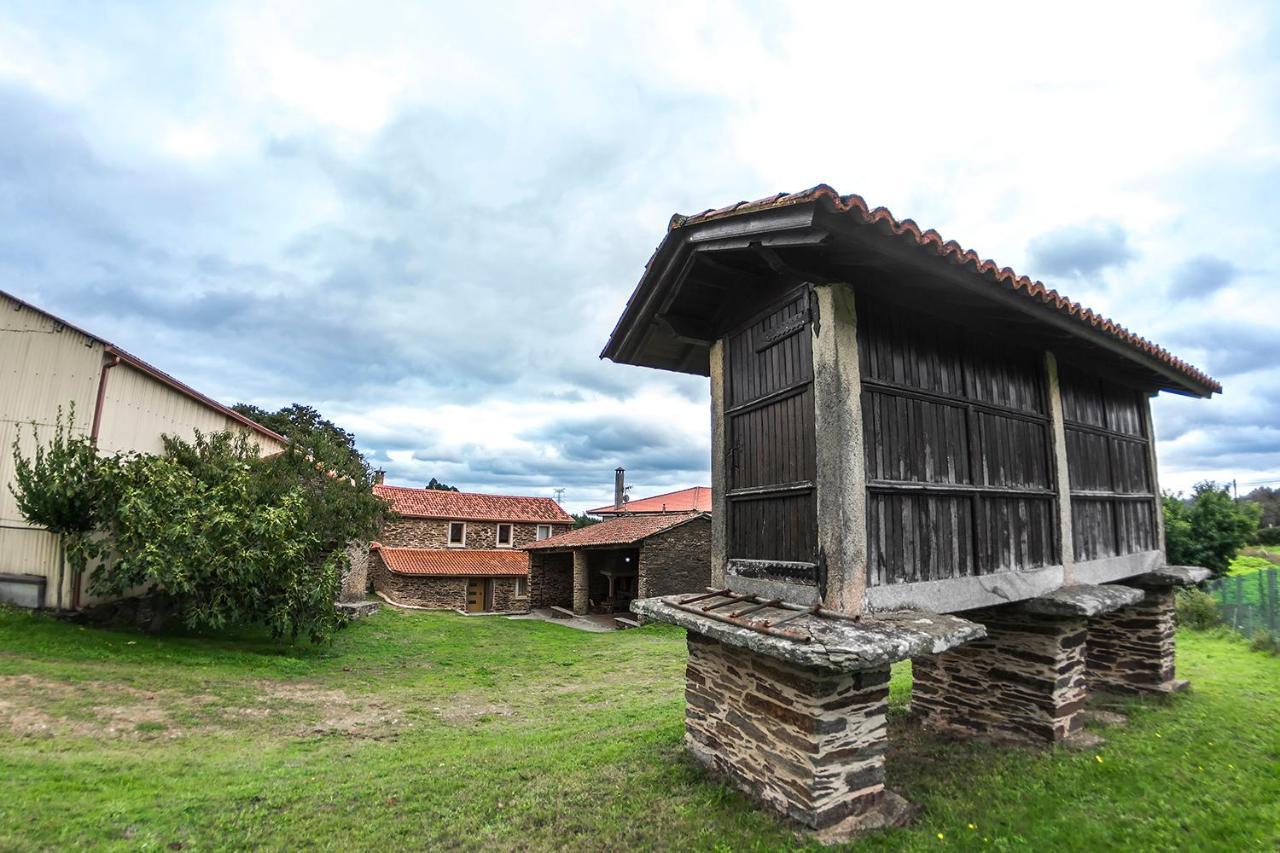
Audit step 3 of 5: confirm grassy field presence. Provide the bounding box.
[1,606,1278,851]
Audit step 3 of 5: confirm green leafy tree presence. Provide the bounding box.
[572,513,600,529]
[424,477,458,492]
[1163,482,1260,574]
[231,403,367,481]
[7,404,108,610]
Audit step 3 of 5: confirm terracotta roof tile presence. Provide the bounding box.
[525,511,708,550]
[372,546,527,576]
[589,486,712,516]
[665,185,1220,394]
[374,485,572,523]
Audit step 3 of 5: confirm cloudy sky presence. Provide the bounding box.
[1,2,1277,512]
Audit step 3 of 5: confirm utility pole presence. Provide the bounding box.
[553,487,565,505]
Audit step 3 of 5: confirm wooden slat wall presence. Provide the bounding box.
[1059,365,1157,560]
[724,288,818,570]
[858,297,1059,586]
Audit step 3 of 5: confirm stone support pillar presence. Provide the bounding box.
[1086,586,1179,694]
[683,633,897,832]
[709,338,727,588]
[913,608,1088,743]
[572,549,589,615]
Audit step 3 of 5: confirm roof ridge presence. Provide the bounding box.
[665,186,1220,394]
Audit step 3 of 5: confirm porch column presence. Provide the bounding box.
[709,338,727,588]
[1044,352,1076,585]
[572,549,588,615]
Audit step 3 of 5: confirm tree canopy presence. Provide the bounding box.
[1163,482,1260,574]
[424,477,458,492]
[232,403,367,481]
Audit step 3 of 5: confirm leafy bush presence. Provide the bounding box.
[1249,630,1280,656]
[11,419,389,642]
[1163,482,1260,574]
[7,405,105,609]
[1176,588,1221,631]
[1253,526,1280,547]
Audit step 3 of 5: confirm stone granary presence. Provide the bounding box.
[602,185,1218,837]
[524,511,711,615]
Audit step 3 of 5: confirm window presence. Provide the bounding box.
[496,523,513,547]
[536,524,552,541]
[448,521,466,546]
[515,577,528,597]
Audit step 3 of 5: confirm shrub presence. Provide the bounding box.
[1175,588,1221,631]
[1249,630,1280,656]
[1163,483,1260,574]
[1253,526,1280,547]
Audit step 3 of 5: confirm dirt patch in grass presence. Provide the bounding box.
[0,674,408,741]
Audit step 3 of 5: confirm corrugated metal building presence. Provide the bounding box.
[0,290,285,610]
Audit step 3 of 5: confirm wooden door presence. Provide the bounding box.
[724,285,819,589]
[465,579,488,612]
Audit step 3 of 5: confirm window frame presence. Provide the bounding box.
[447,521,467,547]
[514,577,528,597]
[535,524,552,541]
[496,523,514,548]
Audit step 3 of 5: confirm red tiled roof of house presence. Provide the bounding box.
[588,486,712,516]
[525,511,708,550]
[372,546,528,577]
[373,485,572,523]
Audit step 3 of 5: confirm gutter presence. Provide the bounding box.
[73,353,121,611]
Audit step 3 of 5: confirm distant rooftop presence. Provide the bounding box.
[588,486,711,517]
[373,484,572,524]
[525,511,707,551]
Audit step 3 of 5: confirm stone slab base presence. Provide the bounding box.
[912,608,1087,744]
[684,632,894,830]
[812,789,916,844]
[1086,588,1179,694]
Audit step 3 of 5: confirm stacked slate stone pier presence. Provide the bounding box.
[605,184,1221,837]
[635,595,984,835]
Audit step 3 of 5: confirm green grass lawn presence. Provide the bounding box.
[1,606,1278,851]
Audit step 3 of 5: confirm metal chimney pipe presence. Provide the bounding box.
[614,467,625,510]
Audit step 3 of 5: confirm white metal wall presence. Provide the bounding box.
[1,293,283,609]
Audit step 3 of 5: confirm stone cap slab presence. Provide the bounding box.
[1012,583,1144,617]
[631,594,985,673]
[1127,565,1212,588]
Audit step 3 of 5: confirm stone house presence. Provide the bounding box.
[525,512,711,615]
[369,485,572,612]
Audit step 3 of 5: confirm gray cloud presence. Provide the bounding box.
[1170,255,1239,299]
[1026,221,1135,279]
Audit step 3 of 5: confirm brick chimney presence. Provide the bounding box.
[614,467,625,510]
[373,469,385,486]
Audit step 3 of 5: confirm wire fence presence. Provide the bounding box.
[1207,567,1280,640]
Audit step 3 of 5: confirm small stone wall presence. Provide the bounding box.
[339,541,370,602]
[369,551,467,609]
[529,551,573,609]
[912,608,1087,743]
[490,576,527,612]
[638,516,712,599]
[684,632,892,830]
[1086,587,1177,693]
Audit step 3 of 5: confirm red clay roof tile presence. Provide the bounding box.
[588,486,712,516]
[373,546,527,576]
[667,185,1220,394]
[525,511,707,550]
[374,485,572,523]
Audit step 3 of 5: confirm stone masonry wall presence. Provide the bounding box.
[340,540,370,602]
[528,552,573,609]
[378,518,570,550]
[490,576,527,613]
[912,608,1087,744]
[369,550,467,609]
[638,516,712,599]
[1086,587,1177,693]
[684,632,891,830]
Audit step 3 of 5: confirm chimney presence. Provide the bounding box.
[614,467,625,510]
[373,469,385,486]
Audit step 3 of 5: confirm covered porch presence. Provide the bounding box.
[527,546,638,615]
